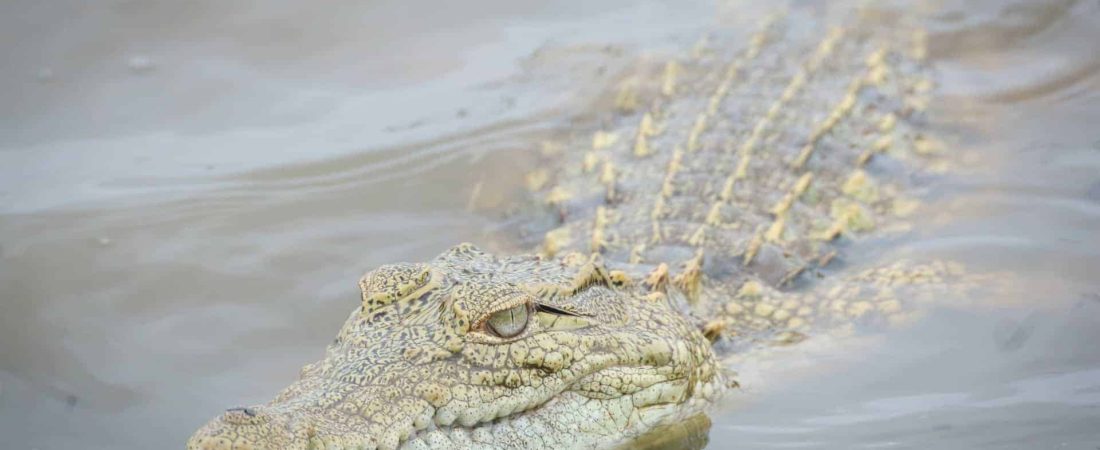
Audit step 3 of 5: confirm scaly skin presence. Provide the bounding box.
[189,245,724,449]
[190,3,964,449]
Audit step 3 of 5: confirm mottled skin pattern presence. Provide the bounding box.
[190,246,723,450]
[190,3,967,450]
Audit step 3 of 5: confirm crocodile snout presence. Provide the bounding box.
[187,406,309,450]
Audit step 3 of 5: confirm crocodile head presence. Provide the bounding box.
[187,244,723,449]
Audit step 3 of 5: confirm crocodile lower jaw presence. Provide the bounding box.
[398,377,724,450]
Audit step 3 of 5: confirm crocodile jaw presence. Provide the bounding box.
[401,376,726,449]
[187,371,725,450]
[187,351,726,450]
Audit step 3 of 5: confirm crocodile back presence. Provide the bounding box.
[530,4,946,339]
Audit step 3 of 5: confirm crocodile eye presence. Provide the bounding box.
[486,304,529,338]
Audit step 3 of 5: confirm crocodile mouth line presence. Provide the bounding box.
[390,374,717,449]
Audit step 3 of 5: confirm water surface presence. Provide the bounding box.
[1,0,1098,448]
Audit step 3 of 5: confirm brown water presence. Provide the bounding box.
[1,0,1099,448]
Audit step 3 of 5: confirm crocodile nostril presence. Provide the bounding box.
[221,406,271,425]
[226,406,258,417]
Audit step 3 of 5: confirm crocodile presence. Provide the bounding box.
[189,3,970,449]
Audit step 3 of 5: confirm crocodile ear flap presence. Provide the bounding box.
[359,263,434,314]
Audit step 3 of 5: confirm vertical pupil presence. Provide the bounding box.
[489,304,527,338]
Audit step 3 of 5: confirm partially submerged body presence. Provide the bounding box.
[189,3,976,449]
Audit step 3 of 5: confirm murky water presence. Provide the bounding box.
[1,0,1098,449]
